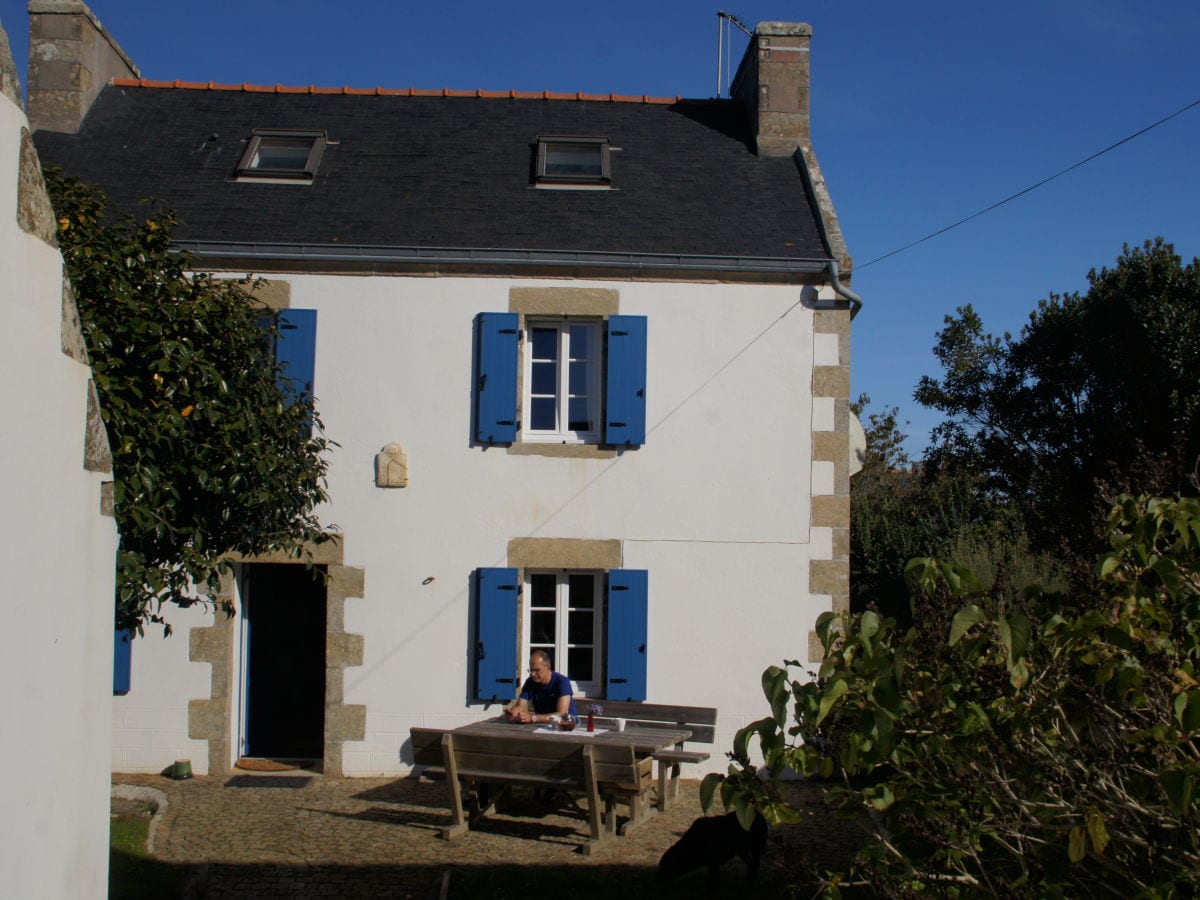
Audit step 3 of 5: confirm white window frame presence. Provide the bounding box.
[524,570,603,697]
[522,319,602,443]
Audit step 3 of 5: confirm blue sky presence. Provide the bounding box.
[4,1,1198,454]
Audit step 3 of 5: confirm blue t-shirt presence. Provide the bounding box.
[519,671,578,717]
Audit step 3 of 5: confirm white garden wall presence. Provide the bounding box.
[0,24,119,898]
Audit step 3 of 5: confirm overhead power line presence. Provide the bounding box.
[857,96,1200,271]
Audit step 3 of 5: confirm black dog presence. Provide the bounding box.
[657,811,767,884]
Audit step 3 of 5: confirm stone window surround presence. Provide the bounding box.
[187,537,366,776]
[508,287,620,459]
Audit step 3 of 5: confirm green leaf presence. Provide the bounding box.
[949,605,986,646]
[1160,767,1196,816]
[815,611,838,651]
[699,772,721,813]
[762,665,788,726]
[860,610,880,641]
[733,795,757,831]
[1176,690,1200,734]
[816,678,850,725]
[1085,807,1109,855]
[1068,825,1086,863]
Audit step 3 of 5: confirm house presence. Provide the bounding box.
[27,0,858,778]
[1,15,118,898]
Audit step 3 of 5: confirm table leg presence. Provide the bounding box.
[440,734,469,840]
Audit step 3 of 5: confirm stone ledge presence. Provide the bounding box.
[812,430,849,462]
[328,632,364,668]
[812,308,850,335]
[507,537,622,570]
[83,379,112,473]
[327,565,365,599]
[507,442,617,459]
[189,623,230,664]
[326,704,367,742]
[187,699,225,741]
[812,365,850,399]
[229,536,344,566]
[0,20,20,105]
[509,286,618,316]
[811,495,850,528]
[17,130,58,246]
[810,559,849,596]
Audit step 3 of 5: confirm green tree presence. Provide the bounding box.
[916,239,1200,555]
[46,171,334,633]
[851,396,1062,621]
[706,495,1200,897]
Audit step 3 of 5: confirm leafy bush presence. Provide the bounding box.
[706,495,1200,897]
[46,171,334,632]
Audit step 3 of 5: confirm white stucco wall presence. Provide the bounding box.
[111,603,213,773]
[112,271,841,777]
[0,67,119,900]
[315,276,826,774]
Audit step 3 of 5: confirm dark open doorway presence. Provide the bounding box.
[241,564,327,760]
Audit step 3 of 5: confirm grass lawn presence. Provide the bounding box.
[109,800,193,899]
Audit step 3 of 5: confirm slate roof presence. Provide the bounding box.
[34,81,832,270]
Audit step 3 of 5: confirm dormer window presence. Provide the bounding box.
[535,136,611,187]
[236,129,327,182]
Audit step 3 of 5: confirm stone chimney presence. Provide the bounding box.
[730,22,812,157]
[26,0,138,133]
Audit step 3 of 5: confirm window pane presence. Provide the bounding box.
[529,574,556,607]
[531,360,557,395]
[531,397,556,431]
[568,574,594,608]
[568,397,593,432]
[531,327,557,361]
[545,143,602,177]
[531,610,556,645]
[252,141,311,170]
[567,647,594,682]
[568,325,593,360]
[568,359,591,395]
[568,610,593,644]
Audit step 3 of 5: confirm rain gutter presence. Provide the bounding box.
[173,240,833,275]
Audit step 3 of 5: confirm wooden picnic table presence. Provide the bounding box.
[455,717,692,755]
[411,717,693,849]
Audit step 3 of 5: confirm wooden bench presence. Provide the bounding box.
[593,701,717,810]
[410,726,653,853]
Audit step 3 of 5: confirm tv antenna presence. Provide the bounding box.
[716,11,751,97]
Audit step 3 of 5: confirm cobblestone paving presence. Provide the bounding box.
[114,773,866,898]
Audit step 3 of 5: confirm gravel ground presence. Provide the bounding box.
[113,772,869,898]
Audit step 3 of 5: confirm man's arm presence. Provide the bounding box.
[504,697,530,723]
[554,693,572,718]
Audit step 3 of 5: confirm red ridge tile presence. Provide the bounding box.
[106,77,682,104]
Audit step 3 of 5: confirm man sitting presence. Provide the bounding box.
[504,650,578,724]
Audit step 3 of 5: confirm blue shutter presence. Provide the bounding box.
[474,313,519,443]
[605,315,647,446]
[475,567,519,701]
[275,309,318,403]
[606,569,648,701]
[113,629,133,695]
